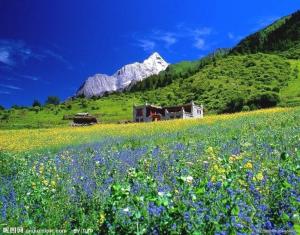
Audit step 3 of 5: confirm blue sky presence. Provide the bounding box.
[0,0,299,108]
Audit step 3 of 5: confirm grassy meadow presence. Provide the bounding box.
[280,60,300,106]
[0,107,299,234]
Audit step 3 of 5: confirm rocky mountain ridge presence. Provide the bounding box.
[76,52,168,97]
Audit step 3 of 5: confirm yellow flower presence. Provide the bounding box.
[207,146,214,153]
[0,107,290,152]
[255,172,264,181]
[229,156,236,162]
[244,162,253,169]
[238,179,247,186]
[42,179,49,186]
[39,165,45,174]
[211,175,217,182]
[99,212,105,225]
[31,182,36,189]
[213,164,226,174]
[51,180,56,187]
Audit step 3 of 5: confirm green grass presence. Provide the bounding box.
[0,94,142,129]
[280,60,300,106]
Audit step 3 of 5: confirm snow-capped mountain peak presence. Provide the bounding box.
[76,52,168,98]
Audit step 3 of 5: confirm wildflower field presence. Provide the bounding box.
[0,108,299,234]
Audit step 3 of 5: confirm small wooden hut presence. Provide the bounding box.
[72,113,98,125]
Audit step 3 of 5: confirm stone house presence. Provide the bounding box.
[133,101,203,122]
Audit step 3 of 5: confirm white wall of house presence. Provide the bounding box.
[191,102,204,118]
[133,102,204,122]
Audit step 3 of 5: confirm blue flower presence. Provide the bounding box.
[0,196,7,220]
[148,202,165,217]
[264,220,273,229]
[184,211,190,221]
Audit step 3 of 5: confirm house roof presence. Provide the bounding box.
[76,113,89,116]
[134,101,202,110]
[134,104,162,109]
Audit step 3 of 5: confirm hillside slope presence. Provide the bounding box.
[137,53,294,112]
[280,60,300,106]
[129,48,229,92]
[231,10,300,58]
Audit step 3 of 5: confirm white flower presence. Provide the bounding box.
[158,191,164,197]
[185,176,193,184]
[123,207,129,212]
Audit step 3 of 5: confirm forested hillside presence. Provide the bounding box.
[231,10,300,58]
[137,53,295,113]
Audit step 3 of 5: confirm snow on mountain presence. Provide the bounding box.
[76,52,168,98]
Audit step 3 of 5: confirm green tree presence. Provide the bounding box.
[247,92,280,108]
[1,113,9,122]
[32,99,42,107]
[45,96,60,106]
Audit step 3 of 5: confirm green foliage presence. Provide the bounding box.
[280,60,300,106]
[1,113,10,122]
[138,53,292,113]
[80,99,88,108]
[231,10,300,58]
[32,106,41,114]
[32,99,42,107]
[45,96,60,106]
[247,92,280,109]
[0,94,142,129]
[11,105,24,109]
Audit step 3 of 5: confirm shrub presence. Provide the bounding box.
[242,105,251,112]
[1,113,9,121]
[247,92,280,108]
[32,99,42,107]
[45,96,60,106]
[221,96,245,113]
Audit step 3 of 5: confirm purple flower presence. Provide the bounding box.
[264,220,273,229]
[1,196,7,220]
[148,202,165,217]
[184,211,190,222]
